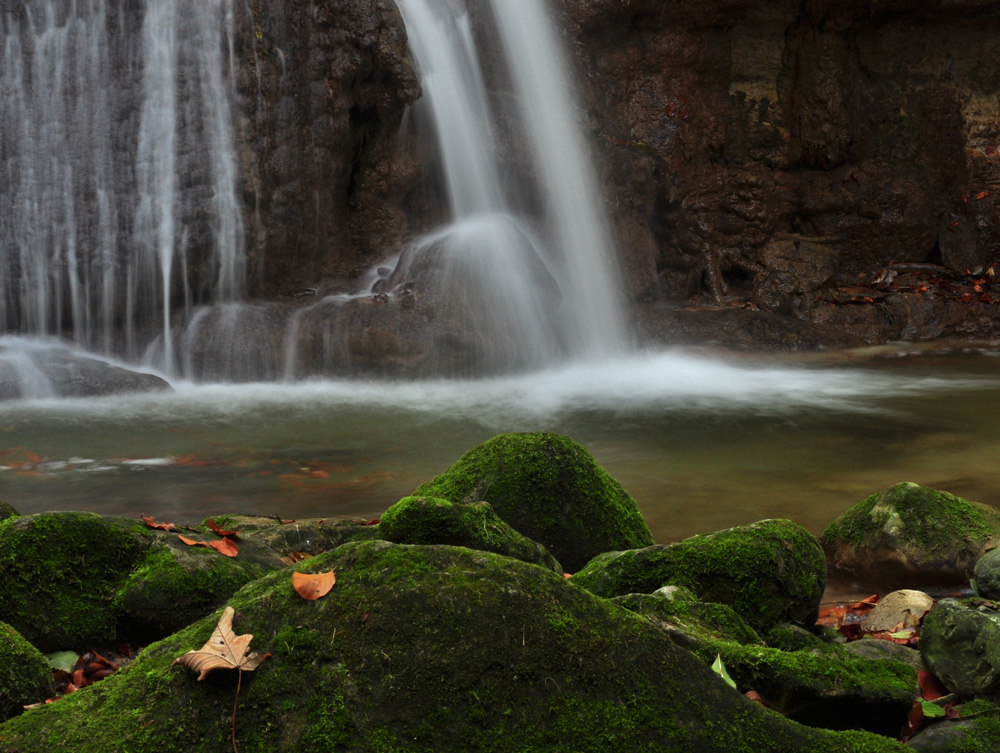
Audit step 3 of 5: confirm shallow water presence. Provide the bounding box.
[2,347,999,545]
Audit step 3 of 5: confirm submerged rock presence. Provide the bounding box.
[379,496,563,573]
[821,482,1000,590]
[413,432,653,572]
[0,622,55,723]
[572,519,825,634]
[919,598,1000,697]
[0,541,908,752]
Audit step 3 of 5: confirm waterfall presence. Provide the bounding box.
[394,0,628,366]
[0,0,244,367]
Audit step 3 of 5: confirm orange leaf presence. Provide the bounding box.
[141,515,177,532]
[962,291,975,303]
[206,518,240,538]
[292,570,336,600]
[178,535,210,549]
[745,690,765,703]
[209,538,239,558]
[976,191,990,200]
[171,607,270,680]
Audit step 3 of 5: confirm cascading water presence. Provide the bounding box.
[392,0,628,366]
[0,0,244,369]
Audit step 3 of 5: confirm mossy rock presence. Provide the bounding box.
[821,482,1000,590]
[0,512,153,651]
[0,622,55,723]
[919,598,1000,696]
[200,515,382,558]
[0,501,19,523]
[906,698,1000,752]
[412,432,653,572]
[0,512,284,651]
[572,519,826,634]
[379,496,562,573]
[611,589,762,648]
[0,541,908,753]
[696,640,917,737]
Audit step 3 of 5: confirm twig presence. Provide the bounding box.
[233,668,242,753]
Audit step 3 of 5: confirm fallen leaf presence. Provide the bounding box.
[178,535,211,549]
[292,570,337,600]
[209,538,239,558]
[919,670,947,701]
[921,701,946,718]
[206,518,240,538]
[962,291,975,303]
[711,654,737,690]
[172,607,269,680]
[280,551,312,566]
[141,515,177,532]
[976,191,990,200]
[745,690,765,704]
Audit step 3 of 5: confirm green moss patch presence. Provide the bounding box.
[412,432,653,572]
[379,496,562,572]
[0,541,907,752]
[572,519,826,634]
[0,621,55,723]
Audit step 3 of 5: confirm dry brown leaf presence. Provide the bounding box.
[280,551,312,566]
[141,515,177,531]
[209,538,239,558]
[171,607,270,680]
[292,570,336,600]
[178,534,210,549]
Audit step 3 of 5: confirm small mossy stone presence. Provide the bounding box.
[906,698,1000,753]
[0,500,19,522]
[0,512,152,651]
[0,541,909,753]
[412,432,653,572]
[113,534,284,644]
[919,598,1000,696]
[822,482,1000,590]
[379,496,562,572]
[973,547,1000,600]
[572,519,826,634]
[0,622,55,722]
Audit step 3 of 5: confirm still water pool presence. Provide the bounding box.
[2,346,999,545]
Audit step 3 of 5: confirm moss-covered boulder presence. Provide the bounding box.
[0,501,18,523]
[821,482,1000,590]
[0,541,908,752]
[412,432,653,572]
[0,622,55,723]
[379,496,562,573]
[572,519,826,634]
[919,598,1000,696]
[973,546,1000,600]
[611,588,762,648]
[0,512,283,650]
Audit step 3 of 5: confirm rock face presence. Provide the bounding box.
[0,541,909,752]
[822,482,1000,591]
[412,433,654,572]
[553,0,1000,345]
[572,518,826,634]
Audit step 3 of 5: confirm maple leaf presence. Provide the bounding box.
[172,607,269,680]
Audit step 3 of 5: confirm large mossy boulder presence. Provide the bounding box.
[919,598,1000,697]
[0,541,908,752]
[379,496,562,573]
[0,622,55,723]
[821,482,1000,590]
[571,519,826,634]
[0,512,283,650]
[412,432,653,572]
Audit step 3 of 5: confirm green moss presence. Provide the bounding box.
[0,541,909,752]
[822,482,1000,553]
[0,501,19,523]
[0,512,152,650]
[612,592,762,646]
[0,622,56,722]
[379,496,561,572]
[572,519,825,634]
[412,432,653,572]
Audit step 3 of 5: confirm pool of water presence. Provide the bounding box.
[2,346,999,545]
